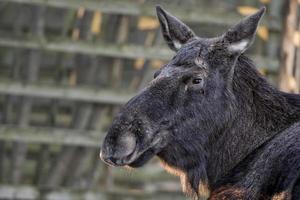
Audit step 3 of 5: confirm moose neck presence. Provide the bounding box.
[158,130,210,198]
[207,56,300,186]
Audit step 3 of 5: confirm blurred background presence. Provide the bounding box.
[0,0,298,199]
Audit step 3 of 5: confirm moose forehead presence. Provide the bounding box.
[153,40,217,80]
[169,38,219,67]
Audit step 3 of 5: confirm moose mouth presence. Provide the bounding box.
[124,135,165,167]
[127,148,156,167]
[107,146,156,168]
[102,143,160,168]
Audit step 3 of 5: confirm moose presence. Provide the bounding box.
[100,6,300,200]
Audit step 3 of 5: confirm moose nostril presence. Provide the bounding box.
[100,151,117,166]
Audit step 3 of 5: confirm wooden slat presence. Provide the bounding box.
[295,5,300,91]
[45,147,76,187]
[65,63,103,188]
[10,143,27,184]
[0,185,185,200]
[11,5,45,185]
[5,4,25,185]
[0,37,280,72]
[33,9,78,187]
[0,37,172,60]
[2,0,245,26]
[45,11,101,188]
[130,30,159,90]
[0,185,38,200]
[49,103,94,187]
[279,0,299,92]
[0,142,5,182]
[33,144,49,185]
[0,126,102,147]
[63,11,118,189]
[84,151,103,188]
[267,0,285,59]
[84,106,109,188]
[0,82,133,104]
[111,15,129,88]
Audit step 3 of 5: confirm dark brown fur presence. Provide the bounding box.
[100,6,300,200]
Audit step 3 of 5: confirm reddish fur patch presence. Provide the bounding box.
[159,159,210,200]
[159,159,188,191]
[198,181,210,200]
[271,192,291,200]
[209,187,249,200]
[209,186,275,200]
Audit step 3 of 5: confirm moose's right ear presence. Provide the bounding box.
[156,5,196,52]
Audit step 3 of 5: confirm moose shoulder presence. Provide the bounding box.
[100,6,300,200]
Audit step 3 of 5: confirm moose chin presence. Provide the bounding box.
[100,5,300,200]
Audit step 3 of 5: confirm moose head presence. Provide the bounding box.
[100,6,270,198]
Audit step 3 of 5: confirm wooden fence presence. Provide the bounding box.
[279,0,300,93]
[0,0,288,199]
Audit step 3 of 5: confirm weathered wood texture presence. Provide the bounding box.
[0,185,184,200]
[0,0,286,199]
[279,0,300,93]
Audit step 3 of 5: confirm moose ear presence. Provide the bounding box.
[156,5,196,52]
[223,7,266,54]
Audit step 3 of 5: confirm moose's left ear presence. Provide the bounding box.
[223,7,266,54]
[156,5,196,52]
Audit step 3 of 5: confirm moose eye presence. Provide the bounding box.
[192,78,203,84]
